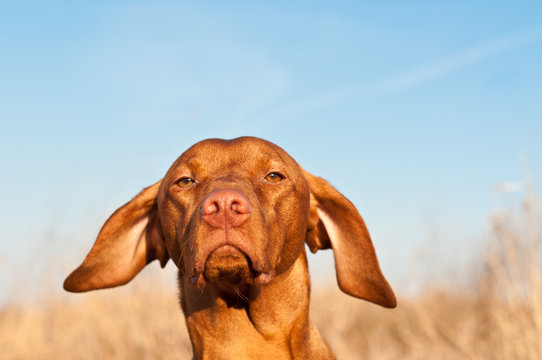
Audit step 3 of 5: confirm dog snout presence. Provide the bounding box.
[201,189,252,228]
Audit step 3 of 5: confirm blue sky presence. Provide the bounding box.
[1,1,541,296]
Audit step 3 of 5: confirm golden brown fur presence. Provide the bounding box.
[64,136,396,359]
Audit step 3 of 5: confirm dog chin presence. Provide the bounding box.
[203,245,252,285]
[187,245,273,289]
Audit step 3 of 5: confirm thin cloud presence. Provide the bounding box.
[373,27,542,95]
[253,27,542,127]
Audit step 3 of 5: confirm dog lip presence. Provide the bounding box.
[193,236,270,285]
[199,243,251,273]
[254,271,273,285]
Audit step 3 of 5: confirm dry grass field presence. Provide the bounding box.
[1,190,540,359]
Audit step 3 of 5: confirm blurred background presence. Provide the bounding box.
[1,1,541,359]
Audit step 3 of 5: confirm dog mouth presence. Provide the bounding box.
[203,245,252,286]
[190,244,273,288]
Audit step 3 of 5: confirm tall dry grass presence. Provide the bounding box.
[1,187,540,359]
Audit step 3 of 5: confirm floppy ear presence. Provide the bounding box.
[63,181,169,292]
[303,170,396,308]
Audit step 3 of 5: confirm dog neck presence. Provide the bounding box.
[178,251,334,360]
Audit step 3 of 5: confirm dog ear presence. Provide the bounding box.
[64,181,169,292]
[303,170,396,308]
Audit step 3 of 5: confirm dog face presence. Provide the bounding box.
[64,136,396,308]
[156,137,310,289]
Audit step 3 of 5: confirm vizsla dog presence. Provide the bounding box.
[64,136,396,359]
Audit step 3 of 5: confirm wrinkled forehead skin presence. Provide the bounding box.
[158,136,308,194]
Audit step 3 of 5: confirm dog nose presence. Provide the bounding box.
[201,189,252,228]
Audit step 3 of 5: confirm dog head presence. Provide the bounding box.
[64,137,396,308]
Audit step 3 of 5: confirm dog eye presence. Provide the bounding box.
[265,172,284,183]
[177,177,195,187]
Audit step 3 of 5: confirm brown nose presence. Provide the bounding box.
[201,189,252,229]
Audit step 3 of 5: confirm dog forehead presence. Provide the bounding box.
[187,137,276,158]
[169,137,298,176]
